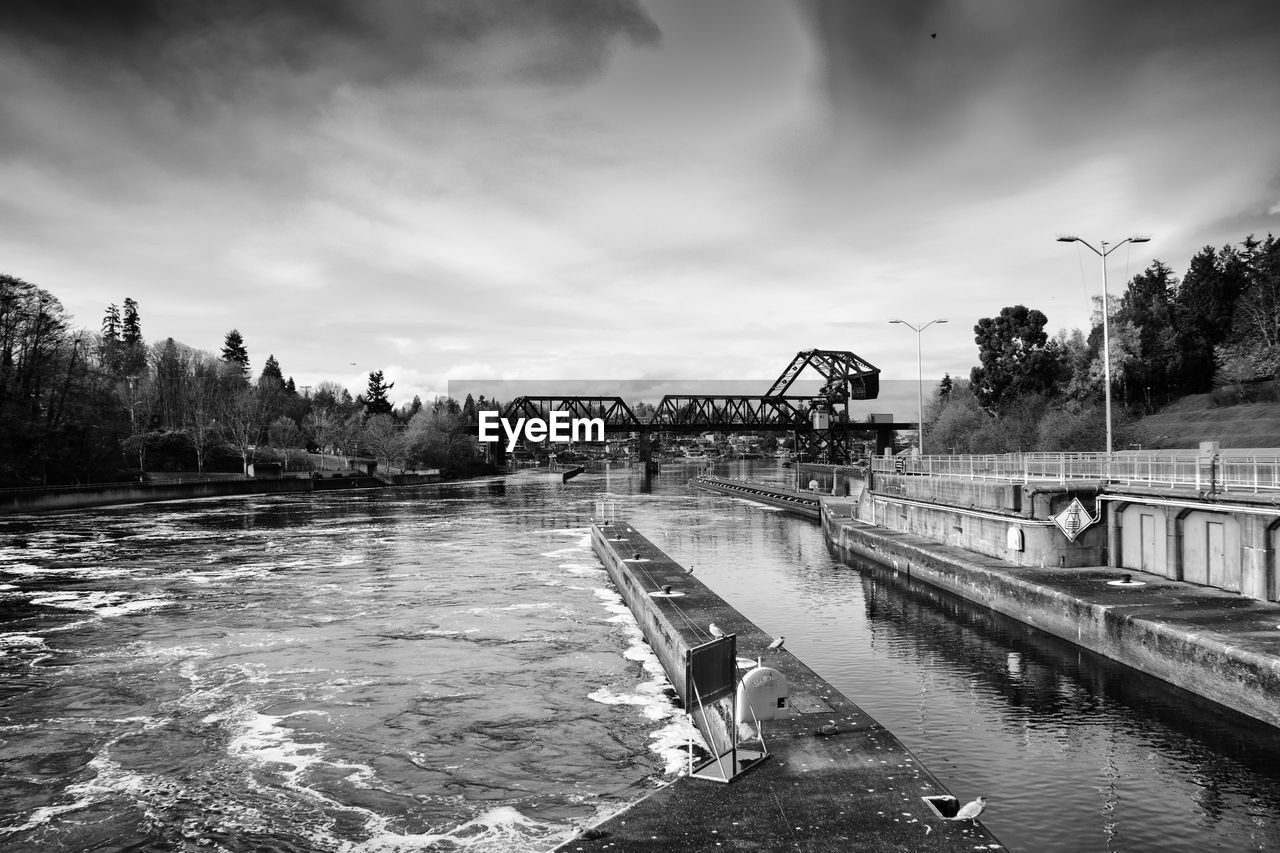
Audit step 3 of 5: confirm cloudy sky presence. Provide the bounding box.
[3,0,1279,409]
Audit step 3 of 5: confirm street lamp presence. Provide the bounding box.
[889,318,948,456]
[1055,234,1151,457]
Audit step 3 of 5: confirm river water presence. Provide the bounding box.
[2,463,1280,852]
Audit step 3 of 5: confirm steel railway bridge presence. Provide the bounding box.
[497,349,915,465]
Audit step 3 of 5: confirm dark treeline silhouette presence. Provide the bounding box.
[0,274,495,486]
[930,233,1280,453]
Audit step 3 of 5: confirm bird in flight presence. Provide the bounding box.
[930,33,937,39]
[708,623,726,639]
[950,796,987,824]
[767,636,785,651]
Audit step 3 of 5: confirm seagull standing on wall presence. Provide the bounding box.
[767,636,785,651]
[708,623,726,639]
[949,796,987,825]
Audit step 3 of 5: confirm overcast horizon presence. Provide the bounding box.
[3,0,1279,408]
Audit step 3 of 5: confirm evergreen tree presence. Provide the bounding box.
[364,370,394,417]
[285,376,297,395]
[99,303,121,374]
[969,306,1063,412]
[121,298,142,347]
[938,373,954,403]
[101,304,121,342]
[220,329,249,376]
[260,354,284,386]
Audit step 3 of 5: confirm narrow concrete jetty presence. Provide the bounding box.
[692,475,821,519]
[557,521,1005,852]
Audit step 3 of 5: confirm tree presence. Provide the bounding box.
[968,306,1063,412]
[184,355,222,473]
[151,337,190,430]
[364,370,394,418]
[121,298,142,346]
[361,413,404,471]
[220,329,249,377]
[220,383,271,474]
[267,415,306,471]
[260,354,284,387]
[99,303,121,375]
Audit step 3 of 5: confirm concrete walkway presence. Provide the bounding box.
[556,523,1005,852]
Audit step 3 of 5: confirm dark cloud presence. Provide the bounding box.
[0,0,661,93]
[798,0,1280,148]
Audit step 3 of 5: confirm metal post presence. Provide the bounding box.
[916,329,925,455]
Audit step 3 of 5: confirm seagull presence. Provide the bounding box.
[708,623,726,639]
[949,796,987,824]
[683,564,694,575]
[767,636,785,651]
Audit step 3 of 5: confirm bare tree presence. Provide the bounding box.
[184,356,222,473]
[361,413,404,472]
[220,383,271,476]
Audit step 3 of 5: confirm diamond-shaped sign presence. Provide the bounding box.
[1051,497,1096,542]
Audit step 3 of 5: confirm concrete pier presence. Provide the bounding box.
[557,522,1005,852]
[691,475,821,519]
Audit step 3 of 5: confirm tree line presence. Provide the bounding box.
[929,233,1280,454]
[0,273,496,486]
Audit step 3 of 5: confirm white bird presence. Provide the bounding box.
[767,636,785,651]
[708,623,726,639]
[682,564,694,575]
[949,796,987,824]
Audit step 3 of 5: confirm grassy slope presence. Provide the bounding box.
[1132,393,1280,450]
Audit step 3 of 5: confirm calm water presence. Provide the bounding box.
[3,463,1280,852]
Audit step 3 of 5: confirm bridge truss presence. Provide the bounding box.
[498,349,905,464]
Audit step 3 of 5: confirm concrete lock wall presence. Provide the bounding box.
[866,495,1104,568]
[1112,502,1279,601]
[872,473,1022,515]
[860,475,1105,568]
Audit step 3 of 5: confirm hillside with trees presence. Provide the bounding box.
[928,233,1279,453]
[0,274,495,487]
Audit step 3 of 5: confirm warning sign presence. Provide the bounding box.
[1051,497,1097,542]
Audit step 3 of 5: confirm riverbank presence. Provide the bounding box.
[0,471,441,514]
[556,521,1004,852]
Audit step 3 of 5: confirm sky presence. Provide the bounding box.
[2,0,1279,412]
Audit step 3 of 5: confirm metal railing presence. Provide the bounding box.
[871,451,1280,494]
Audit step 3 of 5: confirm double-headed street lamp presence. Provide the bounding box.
[889,318,947,456]
[1055,234,1151,457]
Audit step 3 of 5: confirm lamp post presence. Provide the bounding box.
[1055,234,1150,457]
[889,318,948,456]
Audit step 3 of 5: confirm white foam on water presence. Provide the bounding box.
[539,547,584,558]
[466,602,556,615]
[559,563,605,576]
[335,553,365,567]
[347,805,560,853]
[223,707,377,793]
[0,565,135,579]
[26,590,173,617]
[587,586,703,776]
[0,582,19,590]
[0,633,48,659]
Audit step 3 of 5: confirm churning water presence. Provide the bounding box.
[3,463,1280,852]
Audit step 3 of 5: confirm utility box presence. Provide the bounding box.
[735,665,789,722]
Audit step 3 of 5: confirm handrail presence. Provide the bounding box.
[871,451,1280,494]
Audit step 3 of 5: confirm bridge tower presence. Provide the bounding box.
[767,350,880,464]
